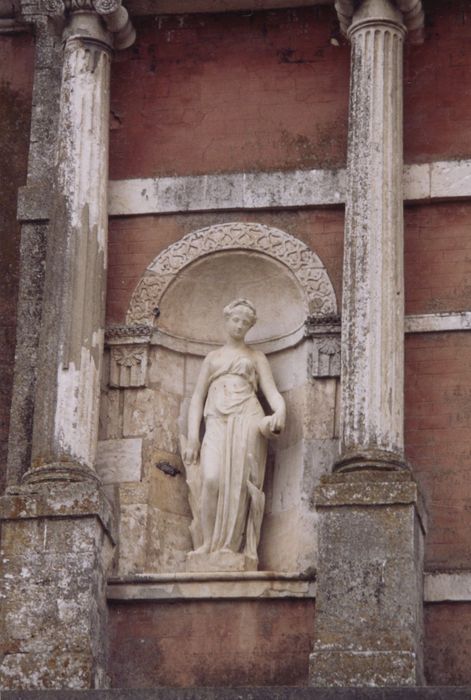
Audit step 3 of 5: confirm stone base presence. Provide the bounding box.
[310,471,425,688]
[186,550,257,572]
[310,651,419,688]
[0,481,115,690]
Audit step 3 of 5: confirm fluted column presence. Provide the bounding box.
[336,0,406,472]
[310,0,425,687]
[23,0,134,484]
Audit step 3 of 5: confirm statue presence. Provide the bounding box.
[181,299,286,572]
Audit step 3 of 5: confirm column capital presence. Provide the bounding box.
[42,0,135,49]
[335,0,424,43]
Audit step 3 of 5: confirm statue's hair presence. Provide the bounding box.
[223,298,257,326]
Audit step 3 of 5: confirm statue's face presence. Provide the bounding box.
[225,306,254,340]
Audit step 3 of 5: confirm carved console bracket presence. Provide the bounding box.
[305,315,341,379]
[105,325,152,388]
[335,0,425,43]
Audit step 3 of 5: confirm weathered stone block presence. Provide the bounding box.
[0,483,114,690]
[310,472,425,687]
[117,502,148,575]
[122,388,154,437]
[96,438,142,484]
[98,389,122,440]
[148,449,190,517]
[146,506,192,573]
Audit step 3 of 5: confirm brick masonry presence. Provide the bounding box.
[108,599,315,687]
[424,602,471,686]
[0,36,34,493]
[405,332,471,571]
[109,7,350,179]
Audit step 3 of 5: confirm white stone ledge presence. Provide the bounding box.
[424,572,471,603]
[108,168,346,216]
[107,160,471,217]
[405,312,471,334]
[106,571,471,603]
[18,160,471,221]
[107,571,316,600]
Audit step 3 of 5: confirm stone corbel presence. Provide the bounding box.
[305,315,341,379]
[335,0,424,43]
[106,325,153,388]
[43,0,135,48]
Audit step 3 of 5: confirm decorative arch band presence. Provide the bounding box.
[126,222,338,325]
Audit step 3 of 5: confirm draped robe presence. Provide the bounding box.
[200,354,267,558]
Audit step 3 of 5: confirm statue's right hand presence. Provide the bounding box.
[184,439,200,464]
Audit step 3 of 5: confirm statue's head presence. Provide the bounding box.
[223,298,257,338]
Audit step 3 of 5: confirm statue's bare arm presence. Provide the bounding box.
[184,354,213,463]
[255,351,286,433]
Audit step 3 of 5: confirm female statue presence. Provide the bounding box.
[182,299,286,571]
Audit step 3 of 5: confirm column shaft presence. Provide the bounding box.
[337,0,406,471]
[26,18,111,483]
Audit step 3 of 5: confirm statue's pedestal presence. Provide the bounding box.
[186,550,257,572]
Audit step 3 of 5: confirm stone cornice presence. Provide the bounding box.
[335,0,424,43]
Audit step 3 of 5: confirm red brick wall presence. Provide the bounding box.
[108,599,315,687]
[0,36,34,492]
[109,7,350,179]
[405,203,471,316]
[425,603,471,685]
[404,0,471,164]
[109,1,471,181]
[405,332,471,570]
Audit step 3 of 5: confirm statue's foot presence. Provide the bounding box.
[193,543,210,555]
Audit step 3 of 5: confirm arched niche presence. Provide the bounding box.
[102,223,339,576]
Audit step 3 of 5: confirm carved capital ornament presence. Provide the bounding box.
[42,0,135,48]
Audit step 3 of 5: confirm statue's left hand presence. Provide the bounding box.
[270,410,285,434]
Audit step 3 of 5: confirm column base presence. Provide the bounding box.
[22,461,101,485]
[334,448,408,473]
[310,471,426,688]
[0,481,115,690]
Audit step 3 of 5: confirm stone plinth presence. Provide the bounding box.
[0,483,115,690]
[309,471,425,687]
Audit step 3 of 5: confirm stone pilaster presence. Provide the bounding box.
[310,0,425,686]
[5,11,63,487]
[0,2,134,689]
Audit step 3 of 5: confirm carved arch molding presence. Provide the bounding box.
[126,222,337,325]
